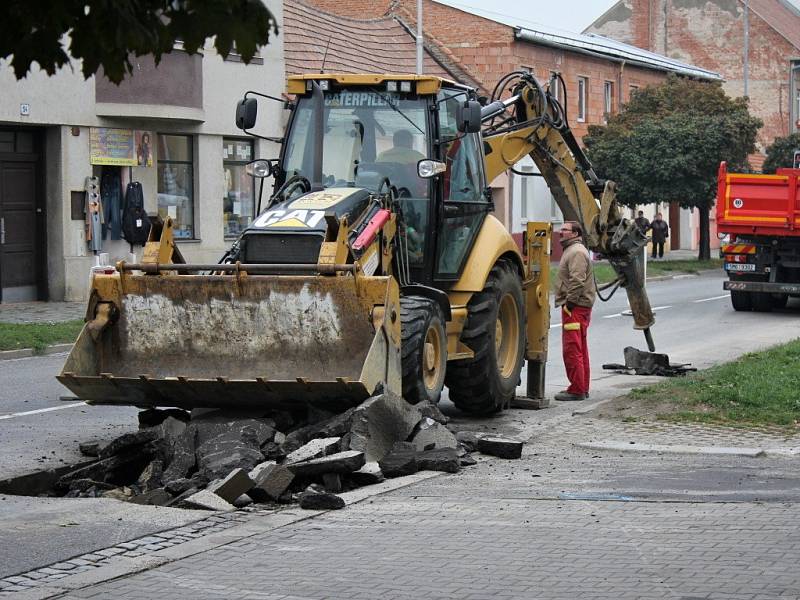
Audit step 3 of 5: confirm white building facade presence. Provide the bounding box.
[0,1,284,302]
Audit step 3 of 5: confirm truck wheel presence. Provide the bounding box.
[400,296,447,404]
[730,290,752,311]
[446,259,525,415]
[771,294,789,309]
[751,292,773,313]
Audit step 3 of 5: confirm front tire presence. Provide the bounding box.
[446,259,526,415]
[400,296,447,404]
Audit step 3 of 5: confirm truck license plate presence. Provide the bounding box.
[725,263,756,272]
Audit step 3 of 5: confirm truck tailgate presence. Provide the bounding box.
[716,162,800,237]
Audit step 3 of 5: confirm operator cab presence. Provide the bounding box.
[235,75,488,287]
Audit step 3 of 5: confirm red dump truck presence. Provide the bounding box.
[717,161,800,311]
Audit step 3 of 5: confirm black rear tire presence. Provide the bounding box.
[771,294,789,309]
[751,292,773,312]
[400,296,447,405]
[446,260,525,415]
[730,290,752,311]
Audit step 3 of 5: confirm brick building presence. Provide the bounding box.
[586,0,800,169]
[293,0,719,252]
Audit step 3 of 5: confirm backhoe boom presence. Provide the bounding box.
[482,73,656,344]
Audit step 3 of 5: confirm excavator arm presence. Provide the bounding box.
[481,72,656,350]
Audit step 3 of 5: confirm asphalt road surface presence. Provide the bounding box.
[1,270,799,580]
[2,271,799,481]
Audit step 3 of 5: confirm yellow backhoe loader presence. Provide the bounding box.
[59,71,655,414]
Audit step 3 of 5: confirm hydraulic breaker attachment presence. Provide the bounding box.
[523,221,552,399]
[58,265,402,411]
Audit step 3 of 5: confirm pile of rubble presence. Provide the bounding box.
[55,391,523,511]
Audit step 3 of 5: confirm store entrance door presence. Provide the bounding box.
[0,130,42,302]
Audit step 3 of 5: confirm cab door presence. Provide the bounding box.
[433,94,491,283]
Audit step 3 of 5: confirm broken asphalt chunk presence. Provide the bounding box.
[98,430,158,460]
[180,489,236,511]
[378,442,418,478]
[417,447,460,473]
[349,462,384,486]
[477,436,523,459]
[348,391,423,462]
[299,491,345,510]
[287,451,366,478]
[411,419,458,451]
[248,463,294,503]
[207,468,254,504]
[285,437,341,464]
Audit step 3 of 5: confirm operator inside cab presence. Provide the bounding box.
[376,129,426,165]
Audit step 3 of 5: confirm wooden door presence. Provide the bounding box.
[0,158,39,302]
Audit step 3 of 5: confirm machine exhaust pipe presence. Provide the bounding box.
[310,81,325,192]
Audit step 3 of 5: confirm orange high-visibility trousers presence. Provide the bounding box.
[561,305,592,395]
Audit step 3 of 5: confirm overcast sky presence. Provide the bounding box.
[434,0,800,34]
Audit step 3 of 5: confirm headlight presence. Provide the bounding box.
[246,159,273,178]
[417,159,447,178]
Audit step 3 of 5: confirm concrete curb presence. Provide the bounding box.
[575,440,800,457]
[0,343,73,361]
[645,268,720,283]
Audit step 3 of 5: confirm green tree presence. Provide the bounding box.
[584,75,762,260]
[1,0,278,84]
[762,133,800,173]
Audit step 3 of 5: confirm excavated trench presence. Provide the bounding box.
[0,392,519,510]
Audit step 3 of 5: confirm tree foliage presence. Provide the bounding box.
[583,75,762,259]
[762,133,800,173]
[1,0,278,84]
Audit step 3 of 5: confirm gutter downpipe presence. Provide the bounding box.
[618,60,626,112]
[416,0,423,75]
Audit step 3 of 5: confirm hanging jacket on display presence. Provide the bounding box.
[84,176,104,253]
[122,181,151,246]
[100,167,123,240]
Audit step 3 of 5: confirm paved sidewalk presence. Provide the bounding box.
[7,410,798,600]
[0,302,84,324]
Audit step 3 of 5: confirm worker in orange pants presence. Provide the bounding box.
[554,221,596,401]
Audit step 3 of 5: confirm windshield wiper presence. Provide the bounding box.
[368,88,425,136]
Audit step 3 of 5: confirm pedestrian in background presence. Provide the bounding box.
[554,221,596,402]
[634,210,650,235]
[650,212,669,259]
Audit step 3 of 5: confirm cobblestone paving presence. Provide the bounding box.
[0,302,85,324]
[4,416,799,598]
[564,415,800,450]
[52,497,800,600]
[33,418,800,600]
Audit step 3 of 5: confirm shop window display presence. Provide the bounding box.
[157,134,194,239]
[223,139,254,237]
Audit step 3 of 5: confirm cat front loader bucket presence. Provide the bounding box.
[58,228,402,411]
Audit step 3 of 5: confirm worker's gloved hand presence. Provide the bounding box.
[565,301,577,312]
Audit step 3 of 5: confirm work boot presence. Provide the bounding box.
[554,390,586,402]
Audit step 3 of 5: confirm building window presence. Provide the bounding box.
[520,165,534,220]
[157,134,194,239]
[223,138,255,238]
[549,71,560,102]
[577,77,587,122]
[604,81,614,120]
[629,84,639,101]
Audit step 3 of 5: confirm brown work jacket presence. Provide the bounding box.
[554,238,596,309]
